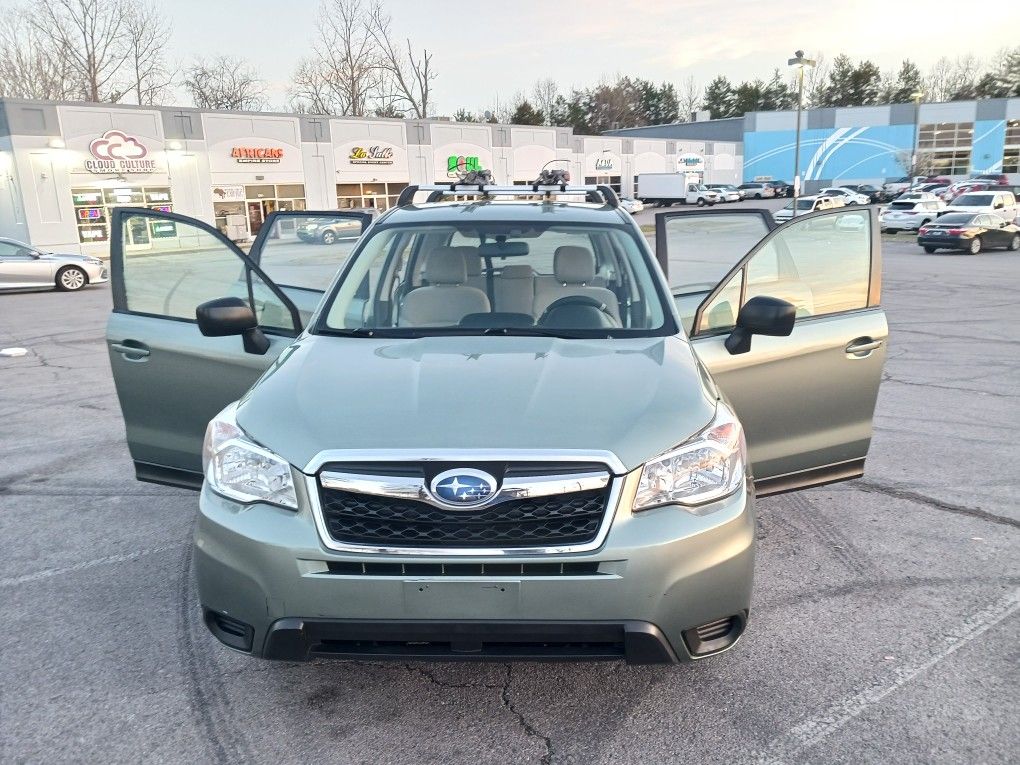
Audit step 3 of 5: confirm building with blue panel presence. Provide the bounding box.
[607,97,1020,192]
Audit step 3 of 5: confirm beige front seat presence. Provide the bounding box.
[532,246,620,321]
[399,248,491,327]
[494,264,536,315]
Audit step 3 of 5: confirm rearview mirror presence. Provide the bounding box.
[479,241,529,257]
[725,295,796,355]
[196,297,270,355]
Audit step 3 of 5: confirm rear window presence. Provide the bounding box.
[889,202,918,210]
[933,213,976,224]
[953,194,994,206]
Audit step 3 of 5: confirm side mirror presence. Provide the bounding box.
[725,295,796,355]
[196,297,270,355]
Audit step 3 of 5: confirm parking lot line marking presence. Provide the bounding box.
[748,587,1020,765]
[0,544,183,588]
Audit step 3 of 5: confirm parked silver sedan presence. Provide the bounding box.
[0,238,108,292]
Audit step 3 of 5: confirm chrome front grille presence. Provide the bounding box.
[309,460,619,555]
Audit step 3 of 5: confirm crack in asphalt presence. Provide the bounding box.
[500,665,554,765]
[854,480,1020,529]
[402,664,505,690]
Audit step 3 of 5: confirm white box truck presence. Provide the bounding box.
[637,173,720,207]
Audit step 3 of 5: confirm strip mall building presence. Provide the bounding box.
[0,98,742,255]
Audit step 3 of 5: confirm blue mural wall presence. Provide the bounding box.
[743,125,917,184]
[971,120,1006,173]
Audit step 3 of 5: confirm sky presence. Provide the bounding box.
[154,0,1018,113]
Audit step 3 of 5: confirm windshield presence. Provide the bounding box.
[317,219,673,338]
[795,199,815,210]
[952,194,994,206]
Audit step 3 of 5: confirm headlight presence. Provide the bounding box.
[633,401,746,514]
[202,402,298,509]
[85,257,103,265]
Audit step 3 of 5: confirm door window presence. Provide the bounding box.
[694,209,872,334]
[117,212,296,333]
[0,241,35,258]
[254,212,369,293]
[660,212,773,290]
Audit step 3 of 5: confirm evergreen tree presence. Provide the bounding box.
[762,69,794,110]
[888,59,923,103]
[452,108,476,122]
[701,76,735,118]
[974,47,1020,97]
[510,99,544,125]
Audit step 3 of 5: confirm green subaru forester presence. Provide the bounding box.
[106,184,886,663]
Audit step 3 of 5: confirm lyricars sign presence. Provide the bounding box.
[85,130,158,174]
[231,147,284,164]
[349,145,394,165]
[594,157,615,171]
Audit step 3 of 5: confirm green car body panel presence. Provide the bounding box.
[106,200,886,662]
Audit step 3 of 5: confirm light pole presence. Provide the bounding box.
[788,50,816,212]
[910,90,924,186]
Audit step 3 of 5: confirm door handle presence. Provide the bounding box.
[845,337,882,357]
[111,342,150,359]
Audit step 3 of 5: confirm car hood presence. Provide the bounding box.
[236,334,717,474]
[38,252,97,264]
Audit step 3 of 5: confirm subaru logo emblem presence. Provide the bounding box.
[429,468,497,508]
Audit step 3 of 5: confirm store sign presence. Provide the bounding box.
[231,147,284,164]
[448,155,482,175]
[349,145,395,165]
[677,153,705,172]
[594,157,615,171]
[85,130,159,174]
[212,185,246,202]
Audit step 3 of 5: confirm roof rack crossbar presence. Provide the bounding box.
[398,184,620,209]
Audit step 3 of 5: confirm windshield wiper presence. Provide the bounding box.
[481,327,604,339]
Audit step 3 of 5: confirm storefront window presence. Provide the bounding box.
[213,184,307,239]
[72,185,174,245]
[336,181,408,211]
[1003,119,1020,174]
[584,175,622,194]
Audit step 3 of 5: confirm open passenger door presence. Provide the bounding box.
[655,206,887,495]
[106,208,370,489]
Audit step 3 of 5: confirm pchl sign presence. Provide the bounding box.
[231,147,284,164]
[448,155,482,175]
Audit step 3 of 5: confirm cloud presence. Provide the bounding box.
[89,130,148,161]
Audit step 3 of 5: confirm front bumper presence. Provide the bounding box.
[194,471,755,663]
[86,263,109,284]
[881,218,925,231]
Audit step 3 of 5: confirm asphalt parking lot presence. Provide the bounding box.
[1,212,1018,764]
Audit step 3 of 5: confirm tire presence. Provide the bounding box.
[923,246,937,253]
[1008,234,1020,251]
[696,198,706,207]
[754,193,762,199]
[321,229,337,245]
[916,219,931,231]
[56,265,87,291]
[968,237,982,255]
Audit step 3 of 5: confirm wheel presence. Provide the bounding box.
[882,229,895,235]
[321,229,337,245]
[968,237,982,255]
[754,193,762,199]
[696,198,706,207]
[916,219,931,231]
[1008,234,1020,251]
[923,246,937,253]
[56,265,87,291]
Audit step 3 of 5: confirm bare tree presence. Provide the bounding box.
[894,149,937,179]
[184,56,266,111]
[29,0,133,102]
[0,8,77,99]
[677,75,701,121]
[925,55,981,102]
[288,0,380,116]
[802,53,829,108]
[366,1,434,118]
[123,2,174,105]
[531,78,559,125]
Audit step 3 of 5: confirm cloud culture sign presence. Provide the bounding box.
[85,130,159,174]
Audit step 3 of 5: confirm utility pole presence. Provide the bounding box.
[788,50,816,213]
[910,90,924,186]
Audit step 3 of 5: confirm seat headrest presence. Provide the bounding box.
[424,247,468,285]
[500,264,534,280]
[554,246,596,285]
[454,247,481,277]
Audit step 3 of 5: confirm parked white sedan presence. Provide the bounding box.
[0,238,108,292]
[819,187,871,206]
